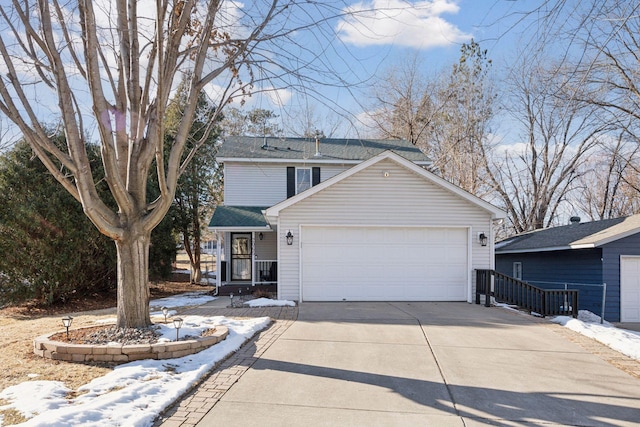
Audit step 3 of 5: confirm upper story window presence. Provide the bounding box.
[296,168,311,194]
[287,166,320,198]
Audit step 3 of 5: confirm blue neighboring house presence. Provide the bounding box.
[495,215,640,323]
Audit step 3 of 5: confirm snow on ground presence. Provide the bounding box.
[497,303,640,361]
[551,310,640,360]
[149,292,216,310]
[244,297,295,308]
[147,292,216,319]
[0,293,270,427]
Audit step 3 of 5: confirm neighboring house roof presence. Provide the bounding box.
[208,206,270,231]
[216,136,431,165]
[265,150,505,221]
[495,214,640,254]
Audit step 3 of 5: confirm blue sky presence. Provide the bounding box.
[237,0,542,137]
[0,0,542,146]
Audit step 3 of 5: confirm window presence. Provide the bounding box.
[513,262,522,280]
[287,166,320,198]
[296,168,311,194]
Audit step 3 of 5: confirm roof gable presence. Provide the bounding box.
[265,150,505,220]
[217,136,431,164]
[496,215,640,253]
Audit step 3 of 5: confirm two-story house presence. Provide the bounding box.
[208,136,505,303]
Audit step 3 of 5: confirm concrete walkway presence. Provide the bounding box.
[156,301,640,427]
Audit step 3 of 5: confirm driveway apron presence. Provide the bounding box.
[195,302,640,427]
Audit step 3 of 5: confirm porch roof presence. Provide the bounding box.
[208,206,271,231]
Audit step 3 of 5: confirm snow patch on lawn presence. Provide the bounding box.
[0,316,270,427]
[551,310,640,360]
[496,304,640,360]
[149,292,216,310]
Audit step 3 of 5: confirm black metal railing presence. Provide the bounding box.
[255,260,277,285]
[476,269,578,318]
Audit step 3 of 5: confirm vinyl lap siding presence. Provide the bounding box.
[223,162,350,206]
[495,249,605,317]
[223,163,287,206]
[276,158,494,301]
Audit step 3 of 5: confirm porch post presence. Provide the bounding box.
[216,231,222,289]
[251,231,256,287]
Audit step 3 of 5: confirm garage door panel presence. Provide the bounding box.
[621,257,640,322]
[302,226,468,302]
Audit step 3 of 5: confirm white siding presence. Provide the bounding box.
[223,162,351,206]
[224,163,287,206]
[255,231,277,260]
[276,158,494,301]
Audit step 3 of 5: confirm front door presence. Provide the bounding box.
[231,233,252,281]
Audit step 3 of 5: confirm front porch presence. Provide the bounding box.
[208,205,279,292]
[217,259,278,289]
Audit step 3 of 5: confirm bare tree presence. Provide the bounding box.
[283,104,344,138]
[516,1,640,124]
[430,40,495,196]
[367,54,442,146]
[485,61,609,233]
[499,1,640,226]
[573,129,640,220]
[366,41,496,195]
[0,0,355,328]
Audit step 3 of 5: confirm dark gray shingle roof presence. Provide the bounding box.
[496,216,629,253]
[216,136,431,163]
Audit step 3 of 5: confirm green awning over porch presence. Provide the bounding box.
[208,206,271,230]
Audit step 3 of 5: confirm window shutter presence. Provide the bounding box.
[286,167,295,198]
[312,167,320,186]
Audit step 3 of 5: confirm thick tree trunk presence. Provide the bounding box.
[115,231,152,328]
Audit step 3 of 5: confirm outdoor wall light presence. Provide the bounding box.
[173,317,184,341]
[61,316,73,339]
[478,232,488,247]
[286,230,294,245]
[259,232,264,240]
[161,306,169,323]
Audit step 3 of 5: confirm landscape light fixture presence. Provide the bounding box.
[478,232,488,247]
[161,306,169,323]
[173,317,184,341]
[61,316,73,339]
[286,230,294,245]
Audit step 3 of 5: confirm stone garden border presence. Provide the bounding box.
[33,325,228,363]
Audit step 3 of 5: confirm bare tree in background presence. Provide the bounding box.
[430,40,495,196]
[0,0,358,328]
[510,1,640,221]
[485,61,609,233]
[367,41,495,195]
[284,104,344,138]
[367,54,442,146]
[573,128,640,220]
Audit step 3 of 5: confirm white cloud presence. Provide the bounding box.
[337,0,470,49]
[264,87,293,107]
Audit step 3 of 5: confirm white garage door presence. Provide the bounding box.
[301,226,468,301]
[620,256,640,322]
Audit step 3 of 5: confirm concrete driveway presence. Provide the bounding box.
[194,302,640,426]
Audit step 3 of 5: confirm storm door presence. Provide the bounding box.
[231,233,252,281]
